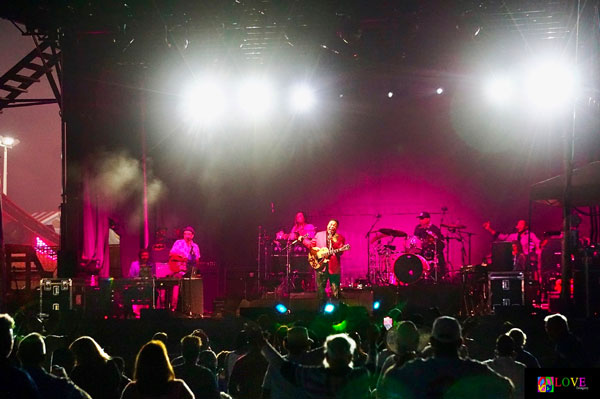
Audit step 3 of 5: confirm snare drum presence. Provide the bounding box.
[393,253,429,285]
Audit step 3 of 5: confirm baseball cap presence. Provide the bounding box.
[417,212,431,219]
[183,226,195,235]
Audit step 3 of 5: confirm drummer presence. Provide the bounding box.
[276,212,316,254]
[414,211,447,278]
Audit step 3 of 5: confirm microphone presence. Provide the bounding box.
[442,206,448,212]
[376,213,382,218]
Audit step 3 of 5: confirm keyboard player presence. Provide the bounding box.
[128,249,155,278]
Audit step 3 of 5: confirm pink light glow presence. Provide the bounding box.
[35,237,57,261]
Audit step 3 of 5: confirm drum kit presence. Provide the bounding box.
[269,229,315,295]
[370,223,471,285]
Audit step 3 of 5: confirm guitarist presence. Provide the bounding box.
[169,226,201,277]
[309,219,345,301]
[168,226,201,312]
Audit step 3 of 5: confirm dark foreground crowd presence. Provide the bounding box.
[0,310,594,399]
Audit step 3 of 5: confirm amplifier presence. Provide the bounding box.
[489,272,524,310]
[40,278,72,315]
[180,278,204,316]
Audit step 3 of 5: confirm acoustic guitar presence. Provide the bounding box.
[308,244,351,271]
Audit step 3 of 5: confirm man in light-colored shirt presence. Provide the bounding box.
[128,249,155,278]
[483,219,540,256]
[170,226,201,276]
[168,226,201,312]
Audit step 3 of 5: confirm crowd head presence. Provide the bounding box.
[323,333,356,369]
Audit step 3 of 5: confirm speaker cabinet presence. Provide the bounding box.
[180,278,204,316]
[491,241,513,272]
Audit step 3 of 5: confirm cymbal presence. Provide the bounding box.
[377,228,408,237]
[441,223,467,230]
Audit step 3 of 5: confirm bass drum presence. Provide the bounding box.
[393,254,429,285]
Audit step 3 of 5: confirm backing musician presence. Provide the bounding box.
[483,219,540,257]
[275,211,316,255]
[483,219,540,275]
[307,219,346,301]
[414,211,447,278]
[289,211,316,242]
[128,249,155,278]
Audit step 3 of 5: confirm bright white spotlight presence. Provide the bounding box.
[387,91,394,98]
[290,84,316,112]
[181,79,226,126]
[484,76,514,104]
[524,61,576,110]
[436,87,444,95]
[238,78,275,119]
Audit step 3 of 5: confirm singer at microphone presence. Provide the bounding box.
[311,219,346,303]
[169,226,201,277]
[483,219,540,257]
[167,225,201,312]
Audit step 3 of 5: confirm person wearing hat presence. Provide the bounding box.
[262,327,319,399]
[414,211,446,278]
[168,226,201,312]
[375,321,420,390]
[169,226,201,277]
[376,316,513,399]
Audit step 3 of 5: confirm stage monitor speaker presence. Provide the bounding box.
[342,289,374,314]
[180,278,203,316]
[491,241,513,272]
[141,308,172,320]
[290,292,319,312]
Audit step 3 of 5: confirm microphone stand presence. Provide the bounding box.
[282,237,301,297]
[365,214,381,285]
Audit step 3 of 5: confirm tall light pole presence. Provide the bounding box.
[0,136,20,196]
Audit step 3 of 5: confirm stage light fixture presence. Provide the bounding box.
[290,84,316,112]
[373,301,381,310]
[387,91,394,98]
[180,79,226,125]
[238,78,275,119]
[484,76,514,104]
[436,87,444,95]
[275,303,288,314]
[323,303,336,314]
[524,61,576,111]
